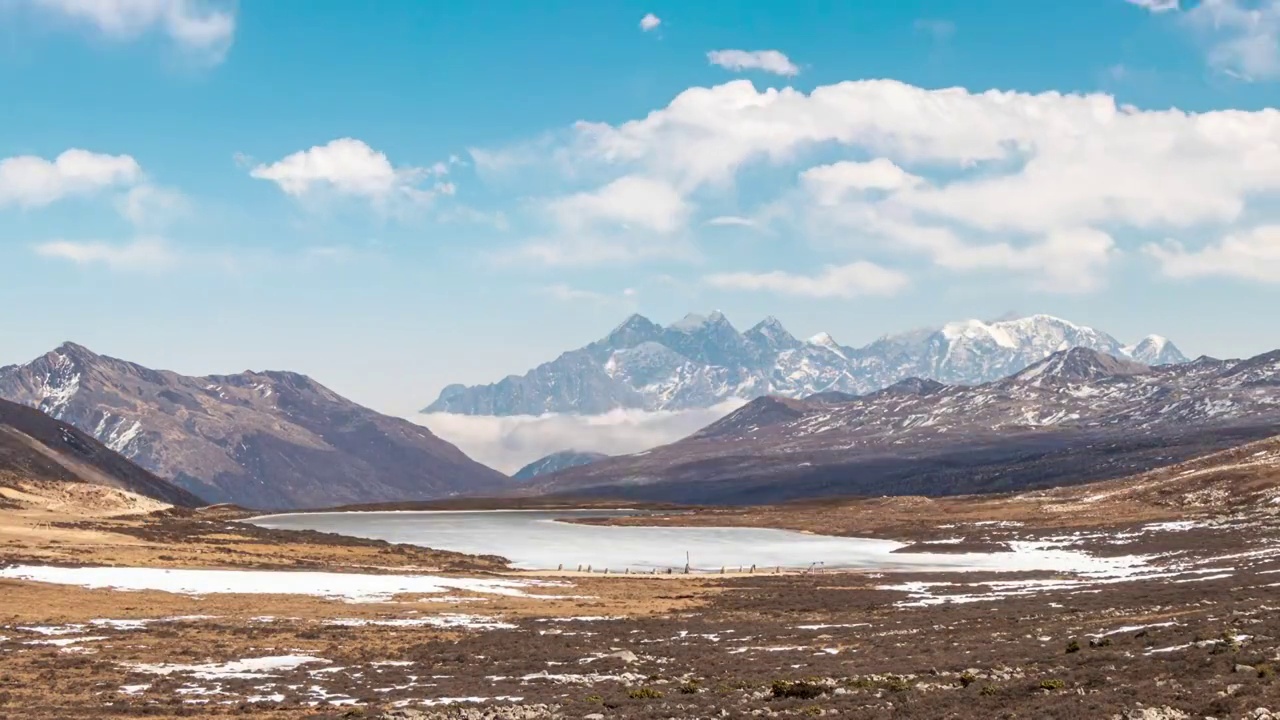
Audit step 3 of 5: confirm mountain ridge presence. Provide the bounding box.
[529,346,1279,504]
[425,313,1189,416]
[0,396,203,507]
[0,343,511,510]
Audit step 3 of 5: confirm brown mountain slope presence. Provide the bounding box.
[0,397,203,507]
[0,343,511,509]
[533,348,1280,504]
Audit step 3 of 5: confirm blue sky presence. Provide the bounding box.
[2,0,1279,415]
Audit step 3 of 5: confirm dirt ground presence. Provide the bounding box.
[1,440,1279,719]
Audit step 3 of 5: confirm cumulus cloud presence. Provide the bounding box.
[249,138,443,208]
[33,237,177,272]
[800,159,923,205]
[1185,0,1280,81]
[477,75,1280,290]
[115,184,189,228]
[639,13,661,31]
[548,175,688,234]
[413,401,744,474]
[0,149,141,208]
[706,49,800,77]
[27,0,236,63]
[705,261,909,299]
[1144,225,1280,282]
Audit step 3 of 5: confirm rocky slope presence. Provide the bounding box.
[0,343,511,509]
[531,347,1280,504]
[512,450,609,481]
[0,397,202,507]
[426,313,1188,415]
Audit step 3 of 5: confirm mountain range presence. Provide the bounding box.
[529,346,1280,504]
[512,450,609,481]
[0,343,511,509]
[425,312,1188,416]
[0,396,203,507]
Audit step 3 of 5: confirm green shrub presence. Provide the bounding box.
[1039,679,1065,691]
[1066,639,1081,654]
[882,676,912,692]
[980,685,998,696]
[677,680,700,695]
[958,672,977,688]
[627,687,663,699]
[771,680,826,700]
[1257,663,1274,679]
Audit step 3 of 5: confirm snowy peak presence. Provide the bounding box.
[805,332,848,360]
[1012,347,1149,386]
[1124,335,1189,366]
[745,316,800,350]
[425,311,1189,415]
[670,310,733,333]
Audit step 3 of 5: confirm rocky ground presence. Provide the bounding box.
[2,441,1280,719]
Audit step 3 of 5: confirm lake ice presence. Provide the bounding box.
[247,510,1147,575]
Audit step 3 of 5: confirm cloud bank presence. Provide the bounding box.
[411,401,745,474]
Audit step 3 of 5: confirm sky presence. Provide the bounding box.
[2,0,1280,440]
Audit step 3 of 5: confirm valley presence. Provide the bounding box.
[2,435,1279,718]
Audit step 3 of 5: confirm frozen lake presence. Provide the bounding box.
[248,509,1146,575]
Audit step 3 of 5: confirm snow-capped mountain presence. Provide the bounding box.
[512,450,609,481]
[425,312,1189,415]
[533,347,1280,503]
[0,342,511,509]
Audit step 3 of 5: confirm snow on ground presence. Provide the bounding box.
[127,655,329,680]
[326,614,517,630]
[0,566,573,603]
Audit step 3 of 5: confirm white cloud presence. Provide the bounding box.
[706,49,800,77]
[1126,0,1179,12]
[1185,0,1280,81]
[481,76,1280,290]
[502,233,696,268]
[548,175,688,234]
[28,0,236,63]
[0,149,141,208]
[249,138,441,207]
[706,261,909,298]
[705,215,758,228]
[116,184,189,228]
[1144,225,1280,282]
[415,401,744,474]
[639,12,661,31]
[800,159,923,205]
[535,281,634,301]
[34,237,177,272]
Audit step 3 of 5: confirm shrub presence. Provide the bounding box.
[677,680,700,695]
[1257,663,1274,679]
[882,676,912,692]
[627,687,663,699]
[959,672,978,688]
[1039,679,1066,691]
[980,685,999,696]
[771,680,827,700]
[584,695,602,704]
[1066,639,1081,654]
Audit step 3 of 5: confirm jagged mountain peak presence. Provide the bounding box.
[669,310,733,333]
[424,310,1188,416]
[875,376,947,397]
[1124,334,1189,366]
[53,341,99,360]
[0,345,511,509]
[1012,347,1149,386]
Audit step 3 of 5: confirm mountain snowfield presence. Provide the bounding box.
[426,312,1189,416]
